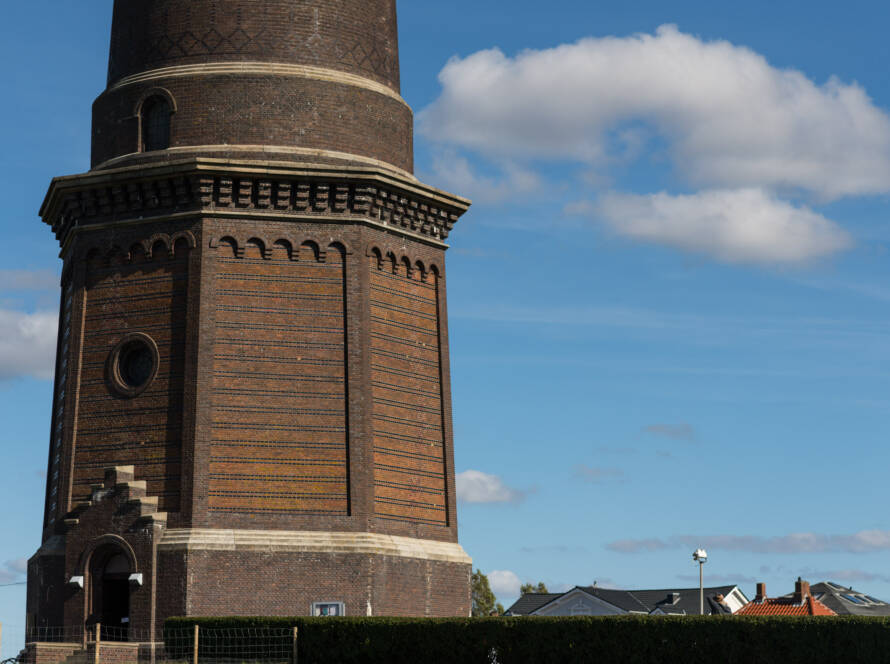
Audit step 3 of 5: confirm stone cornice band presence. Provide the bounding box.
[93,145,418,182]
[158,529,472,565]
[109,61,408,107]
[41,158,471,252]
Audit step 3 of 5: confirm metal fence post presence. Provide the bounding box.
[193,624,199,664]
[292,627,299,664]
[94,623,101,664]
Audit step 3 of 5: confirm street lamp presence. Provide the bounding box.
[692,549,708,615]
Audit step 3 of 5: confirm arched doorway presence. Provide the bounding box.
[90,550,131,641]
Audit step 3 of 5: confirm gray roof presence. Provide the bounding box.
[575,587,651,613]
[789,582,890,617]
[507,585,744,616]
[505,593,564,616]
[632,585,741,615]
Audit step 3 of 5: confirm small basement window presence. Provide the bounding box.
[312,602,345,617]
[141,96,172,152]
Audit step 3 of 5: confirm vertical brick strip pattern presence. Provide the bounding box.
[208,240,349,516]
[370,257,447,526]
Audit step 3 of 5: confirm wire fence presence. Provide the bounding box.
[17,626,298,664]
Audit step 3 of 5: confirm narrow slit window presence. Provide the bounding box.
[141,97,171,152]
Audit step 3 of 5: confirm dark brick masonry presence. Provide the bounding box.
[27,1,472,653]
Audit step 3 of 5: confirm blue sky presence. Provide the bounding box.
[3,0,890,653]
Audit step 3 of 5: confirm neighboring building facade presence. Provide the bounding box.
[736,579,835,616]
[506,585,749,616]
[786,582,890,617]
[27,0,472,646]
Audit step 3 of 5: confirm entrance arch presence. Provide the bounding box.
[89,548,131,641]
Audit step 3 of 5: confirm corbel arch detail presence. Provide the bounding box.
[365,243,441,281]
[209,234,352,263]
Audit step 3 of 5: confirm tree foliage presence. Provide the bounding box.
[471,569,498,617]
[520,582,549,595]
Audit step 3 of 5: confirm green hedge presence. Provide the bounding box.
[165,615,890,664]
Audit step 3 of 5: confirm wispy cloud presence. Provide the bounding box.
[798,569,890,585]
[607,530,890,555]
[456,470,531,504]
[426,149,542,204]
[643,423,697,442]
[453,304,890,353]
[520,545,590,555]
[594,445,638,456]
[676,572,760,585]
[0,270,59,291]
[0,558,28,584]
[573,465,625,484]
[0,309,58,380]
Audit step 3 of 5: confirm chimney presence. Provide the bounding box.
[755,582,767,603]
[793,577,811,605]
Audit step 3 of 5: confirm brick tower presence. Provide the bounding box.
[28,0,472,642]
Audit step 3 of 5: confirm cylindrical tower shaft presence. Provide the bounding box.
[92,0,412,172]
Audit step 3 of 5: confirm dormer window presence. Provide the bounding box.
[141,96,171,152]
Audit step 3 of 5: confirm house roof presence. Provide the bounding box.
[794,582,890,617]
[737,595,834,616]
[504,593,564,616]
[507,585,743,616]
[576,587,651,613]
[631,585,740,615]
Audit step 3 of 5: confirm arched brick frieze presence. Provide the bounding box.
[245,237,268,259]
[272,239,294,261]
[365,243,441,279]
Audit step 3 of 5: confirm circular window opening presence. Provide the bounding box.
[119,341,154,389]
[108,334,159,397]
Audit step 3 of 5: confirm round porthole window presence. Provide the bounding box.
[108,333,159,397]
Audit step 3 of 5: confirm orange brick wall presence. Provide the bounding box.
[74,247,188,512]
[208,240,349,516]
[370,256,447,527]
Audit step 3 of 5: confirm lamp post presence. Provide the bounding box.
[692,549,708,615]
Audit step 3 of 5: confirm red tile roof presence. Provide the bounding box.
[737,595,835,616]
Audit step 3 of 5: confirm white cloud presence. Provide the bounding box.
[419,25,890,199]
[488,570,522,599]
[0,558,28,584]
[0,310,58,381]
[576,188,851,264]
[456,470,528,504]
[607,530,890,555]
[427,150,541,204]
[5,558,28,575]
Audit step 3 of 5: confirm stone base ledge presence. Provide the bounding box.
[158,528,473,565]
